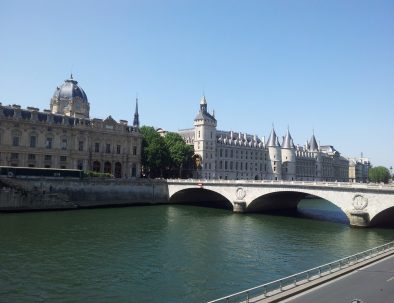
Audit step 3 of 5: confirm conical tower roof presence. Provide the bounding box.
[266,128,280,147]
[309,133,319,151]
[282,129,295,149]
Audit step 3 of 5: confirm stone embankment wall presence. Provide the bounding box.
[0,177,169,211]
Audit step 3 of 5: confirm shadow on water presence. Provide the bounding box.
[255,197,350,225]
[297,197,349,224]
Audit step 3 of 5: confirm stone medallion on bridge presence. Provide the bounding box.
[352,195,368,211]
[236,187,246,201]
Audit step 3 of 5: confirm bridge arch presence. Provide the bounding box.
[246,189,350,223]
[169,188,233,210]
[369,207,394,227]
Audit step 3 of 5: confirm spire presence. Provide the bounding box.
[266,127,280,147]
[282,128,295,149]
[309,132,319,151]
[133,97,140,128]
[70,73,73,80]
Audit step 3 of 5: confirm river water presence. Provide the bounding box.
[1,199,393,303]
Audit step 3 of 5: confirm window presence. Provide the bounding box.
[60,156,67,162]
[45,155,52,161]
[46,137,53,149]
[198,131,201,138]
[28,154,36,160]
[61,139,67,150]
[95,142,100,152]
[131,164,137,177]
[77,160,83,170]
[117,145,121,154]
[12,136,19,146]
[133,146,137,156]
[30,136,36,148]
[11,153,18,160]
[78,141,84,151]
[106,144,111,153]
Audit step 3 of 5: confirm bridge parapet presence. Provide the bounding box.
[167,179,394,227]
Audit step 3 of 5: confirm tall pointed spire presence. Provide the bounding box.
[133,96,140,128]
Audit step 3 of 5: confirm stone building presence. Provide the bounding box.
[179,96,350,181]
[0,75,142,178]
[349,157,370,183]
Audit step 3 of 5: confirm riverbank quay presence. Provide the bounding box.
[0,177,168,211]
[207,241,394,303]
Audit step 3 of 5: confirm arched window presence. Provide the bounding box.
[104,161,112,174]
[93,161,101,172]
[115,162,122,178]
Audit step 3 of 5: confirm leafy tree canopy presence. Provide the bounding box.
[140,127,194,178]
[140,126,169,177]
[368,166,391,184]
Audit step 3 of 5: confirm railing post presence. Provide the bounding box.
[246,291,249,303]
[318,268,321,277]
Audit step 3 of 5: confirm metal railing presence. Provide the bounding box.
[207,241,394,303]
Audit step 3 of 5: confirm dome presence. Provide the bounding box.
[52,74,88,103]
[50,74,90,118]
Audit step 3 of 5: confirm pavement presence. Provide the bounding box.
[279,254,394,303]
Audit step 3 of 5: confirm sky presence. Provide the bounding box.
[0,0,393,168]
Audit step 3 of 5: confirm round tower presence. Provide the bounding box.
[308,133,322,181]
[281,129,296,181]
[193,96,217,179]
[266,128,282,180]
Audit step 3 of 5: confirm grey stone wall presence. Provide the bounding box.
[0,177,168,211]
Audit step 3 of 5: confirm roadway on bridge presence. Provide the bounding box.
[281,254,394,303]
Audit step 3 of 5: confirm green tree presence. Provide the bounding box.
[140,126,170,178]
[164,132,194,178]
[368,166,391,184]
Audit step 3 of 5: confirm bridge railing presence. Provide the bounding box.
[206,241,394,303]
[167,179,394,190]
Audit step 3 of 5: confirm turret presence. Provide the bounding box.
[281,128,296,181]
[193,96,217,179]
[308,132,322,181]
[266,128,282,180]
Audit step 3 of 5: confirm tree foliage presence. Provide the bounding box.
[368,166,391,184]
[140,126,194,178]
[140,126,169,177]
[164,132,194,177]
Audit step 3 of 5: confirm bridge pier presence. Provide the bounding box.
[348,211,370,228]
[233,201,246,213]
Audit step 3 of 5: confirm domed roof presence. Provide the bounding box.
[52,74,88,103]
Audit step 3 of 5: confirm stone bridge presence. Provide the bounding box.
[167,179,394,227]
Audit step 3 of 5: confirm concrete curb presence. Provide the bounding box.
[249,248,394,303]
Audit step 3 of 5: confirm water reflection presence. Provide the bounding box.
[0,204,393,303]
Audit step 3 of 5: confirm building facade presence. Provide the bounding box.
[348,157,370,183]
[179,97,350,182]
[0,75,142,178]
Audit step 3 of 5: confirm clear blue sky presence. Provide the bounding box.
[1,0,393,168]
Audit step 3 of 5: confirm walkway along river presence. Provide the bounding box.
[1,199,394,302]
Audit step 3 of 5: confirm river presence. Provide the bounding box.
[0,199,393,302]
